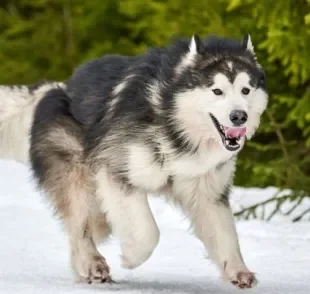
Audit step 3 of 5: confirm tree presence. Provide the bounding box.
[0,0,309,220]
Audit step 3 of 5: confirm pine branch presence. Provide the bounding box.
[234,193,301,220]
[283,196,303,216]
[292,207,310,222]
[266,197,285,221]
[234,194,284,218]
[266,110,290,162]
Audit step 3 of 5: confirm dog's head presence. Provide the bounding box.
[170,34,268,153]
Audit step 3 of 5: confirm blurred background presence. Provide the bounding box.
[0,0,309,219]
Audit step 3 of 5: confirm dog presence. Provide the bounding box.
[0,33,268,289]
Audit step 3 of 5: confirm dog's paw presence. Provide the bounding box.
[230,271,257,289]
[120,253,137,269]
[120,242,147,269]
[120,232,159,270]
[76,255,113,284]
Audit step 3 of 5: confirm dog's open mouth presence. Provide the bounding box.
[209,113,246,151]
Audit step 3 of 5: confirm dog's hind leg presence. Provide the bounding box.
[92,212,112,245]
[64,166,112,283]
[32,133,112,283]
[30,89,112,283]
[95,167,160,269]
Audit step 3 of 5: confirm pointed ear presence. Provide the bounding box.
[189,34,204,55]
[242,33,255,54]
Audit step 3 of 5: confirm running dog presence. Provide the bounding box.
[0,33,268,289]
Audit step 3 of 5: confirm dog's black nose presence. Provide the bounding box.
[230,110,248,126]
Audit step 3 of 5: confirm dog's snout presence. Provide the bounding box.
[230,110,248,126]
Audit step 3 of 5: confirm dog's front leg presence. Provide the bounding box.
[95,167,160,269]
[173,176,257,289]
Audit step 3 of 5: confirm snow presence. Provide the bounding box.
[0,160,310,293]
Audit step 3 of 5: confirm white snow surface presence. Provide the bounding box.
[0,160,309,294]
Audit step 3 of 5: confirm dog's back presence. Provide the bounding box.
[67,54,147,129]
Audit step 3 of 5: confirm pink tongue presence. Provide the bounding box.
[225,127,246,138]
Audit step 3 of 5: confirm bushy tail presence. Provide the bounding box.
[0,81,65,164]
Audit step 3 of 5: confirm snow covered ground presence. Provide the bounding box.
[0,160,309,294]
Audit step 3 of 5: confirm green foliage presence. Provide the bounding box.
[0,0,309,195]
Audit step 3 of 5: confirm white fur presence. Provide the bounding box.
[172,156,236,205]
[0,83,65,163]
[173,71,268,151]
[171,159,250,280]
[246,87,268,139]
[127,139,234,184]
[147,80,163,114]
[127,144,168,191]
[99,136,252,278]
[189,35,198,56]
[112,82,127,96]
[96,166,160,269]
[246,35,255,54]
[166,145,234,178]
[112,74,135,97]
[112,78,129,97]
[175,35,197,76]
[109,74,136,115]
[0,38,264,287]
[208,73,249,127]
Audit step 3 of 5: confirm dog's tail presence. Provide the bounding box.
[0,81,65,164]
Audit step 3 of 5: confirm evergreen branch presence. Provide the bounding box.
[267,198,285,221]
[266,110,290,162]
[234,193,299,219]
[234,196,281,218]
[283,196,303,215]
[293,207,310,222]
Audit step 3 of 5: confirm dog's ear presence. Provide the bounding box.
[189,34,204,55]
[242,33,255,55]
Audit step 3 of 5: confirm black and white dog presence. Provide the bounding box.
[0,34,268,289]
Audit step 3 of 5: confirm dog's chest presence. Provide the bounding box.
[126,144,232,192]
[127,144,168,191]
[167,150,232,177]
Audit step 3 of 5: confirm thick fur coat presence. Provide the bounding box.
[0,34,268,289]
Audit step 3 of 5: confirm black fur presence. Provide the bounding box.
[26,34,267,285]
[68,36,261,157]
[31,34,266,183]
[30,88,84,186]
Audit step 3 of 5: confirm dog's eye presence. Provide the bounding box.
[241,87,250,95]
[212,89,223,95]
